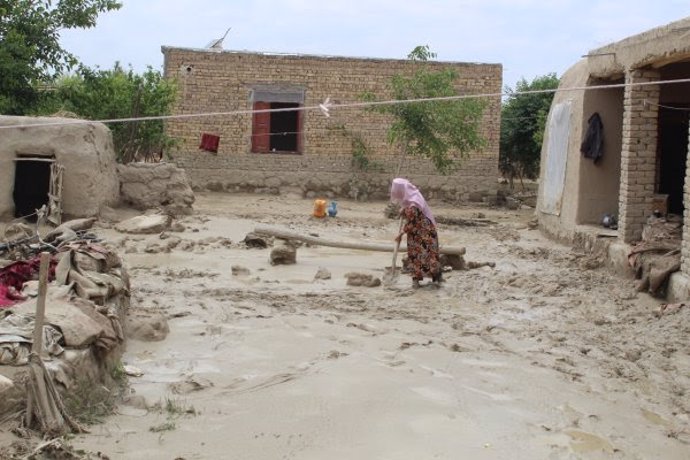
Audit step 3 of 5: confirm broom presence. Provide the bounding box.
[24,252,85,436]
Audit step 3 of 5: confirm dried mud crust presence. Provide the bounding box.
[110,194,690,452]
[5,192,687,458]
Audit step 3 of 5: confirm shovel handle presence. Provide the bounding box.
[391,216,405,273]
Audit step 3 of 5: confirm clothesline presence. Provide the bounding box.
[2,77,690,131]
[644,100,690,112]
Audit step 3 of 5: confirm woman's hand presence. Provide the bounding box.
[394,233,404,243]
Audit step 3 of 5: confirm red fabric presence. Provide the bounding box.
[199,133,220,153]
[0,285,26,307]
[0,256,57,308]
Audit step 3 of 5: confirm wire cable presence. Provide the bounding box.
[1,77,690,131]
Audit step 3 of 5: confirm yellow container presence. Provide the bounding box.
[313,199,327,218]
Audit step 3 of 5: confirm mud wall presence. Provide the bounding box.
[536,60,589,241]
[0,116,119,218]
[174,151,496,202]
[162,48,502,201]
[118,162,195,214]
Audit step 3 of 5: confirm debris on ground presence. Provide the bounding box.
[466,261,496,269]
[18,437,109,460]
[114,215,172,235]
[123,365,144,377]
[314,267,332,280]
[0,222,129,436]
[4,192,688,458]
[628,215,682,297]
[231,265,251,276]
[242,232,269,249]
[656,302,686,317]
[169,376,213,395]
[270,242,296,265]
[345,272,381,287]
[438,254,465,270]
[435,216,495,227]
[45,218,97,243]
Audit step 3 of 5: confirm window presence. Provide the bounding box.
[251,86,304,154]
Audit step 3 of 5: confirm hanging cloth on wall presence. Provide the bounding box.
[199,133,220,153]
[580,112,604,164]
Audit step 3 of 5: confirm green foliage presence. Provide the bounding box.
[0,0,122,114]
[499,73,560,188]
[149,396,197,433]
[163,396,196,416]
[63,375,122,425]
[362,46,486,175]
[110,360,127,383]
[37,63,178,163]
[407,45,437,61]
[350,134,382,172]
[327,123,381,172]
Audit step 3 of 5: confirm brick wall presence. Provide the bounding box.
[162,47,502,200]
[618,69,660,243]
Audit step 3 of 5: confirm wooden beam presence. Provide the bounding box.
[253,225,466,255]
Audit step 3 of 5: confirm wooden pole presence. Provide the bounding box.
[253,225,466,255]
[26,252,51,428]
[31,252,51,357]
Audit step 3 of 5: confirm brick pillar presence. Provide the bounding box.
[682,123,690,275]
[618,69,660,243]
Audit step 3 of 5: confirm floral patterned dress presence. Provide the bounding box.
[402,206,441,282]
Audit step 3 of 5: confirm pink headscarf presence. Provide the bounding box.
[390,178,436,226]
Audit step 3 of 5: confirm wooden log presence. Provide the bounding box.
[253,225,466,256]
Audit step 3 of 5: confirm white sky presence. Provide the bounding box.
[60,0,690,90]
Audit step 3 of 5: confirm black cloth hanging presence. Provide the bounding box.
[580,112,604,164]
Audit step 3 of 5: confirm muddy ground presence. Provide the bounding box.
[2,192,689,459]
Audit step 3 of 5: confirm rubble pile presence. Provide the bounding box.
[0,219,130,423]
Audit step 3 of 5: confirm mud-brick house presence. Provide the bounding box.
[161,46,502,200]
[536,17,690,298]
[0,116,119,223]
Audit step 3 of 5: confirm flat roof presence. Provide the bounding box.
[160,46,501,67]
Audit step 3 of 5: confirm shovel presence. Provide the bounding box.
[383,217,404,287]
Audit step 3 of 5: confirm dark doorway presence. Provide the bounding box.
[657,108,689,216]
[270,102,299,152]
[13,159,51,220]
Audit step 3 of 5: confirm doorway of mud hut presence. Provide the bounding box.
[657,107,688,216]
[576,81,624,225]
[13,157,53,220]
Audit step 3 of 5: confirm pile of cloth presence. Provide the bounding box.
[628,215,682,297]
[0,240,129,366]
[0,257,57,307]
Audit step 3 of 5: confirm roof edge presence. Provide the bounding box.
[159,45,502,67]
[588,16,690,56]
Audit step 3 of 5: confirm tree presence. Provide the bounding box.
[38,63,178,163]
[499,73,560,189]
[363,45,487,174]
[0,0,121,114]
